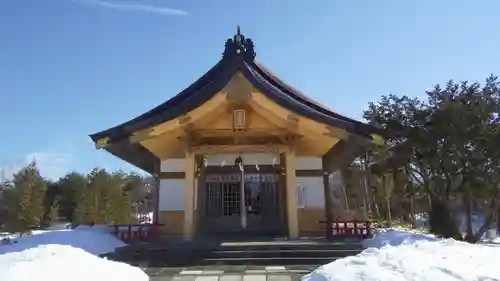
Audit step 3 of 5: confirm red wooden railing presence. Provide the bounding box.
[110,221,375,242]
[111,223,164,243]
[318,220,376,239]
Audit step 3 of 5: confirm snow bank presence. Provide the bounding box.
[304,239,500,281]
[0,244,148,281]
[362,228,437,248]
[0,226,125,255]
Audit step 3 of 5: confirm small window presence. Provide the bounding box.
[233,109,246,130]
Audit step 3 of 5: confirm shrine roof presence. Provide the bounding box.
[89,27,384,173]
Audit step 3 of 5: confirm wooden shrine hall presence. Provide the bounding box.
[90,27,384,241]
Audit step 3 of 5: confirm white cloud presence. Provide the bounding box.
[0,151,73,181]
[0,163,22,182]
[25,152,72,180]
[71,0,188,16]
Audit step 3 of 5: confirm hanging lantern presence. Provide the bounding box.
[234,156,243,169]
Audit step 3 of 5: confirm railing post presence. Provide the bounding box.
[127,225,132,243]
[325,219,332,239]
[113,225,119,237]
[367,220,374,238]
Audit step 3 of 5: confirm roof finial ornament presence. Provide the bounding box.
[222,25,256,61]
[235,25,242,43]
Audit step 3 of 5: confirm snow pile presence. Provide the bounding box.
[0,225,125,255]
[45,222,72,230]
[305,227,500,281]
[74,224,113,234]
[303,238,500,281]
[362,228,437,248]
[0,244,148,281]
[1,229,74,242]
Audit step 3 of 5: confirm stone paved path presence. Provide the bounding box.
[145,265,319,281]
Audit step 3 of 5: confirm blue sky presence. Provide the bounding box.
[1,0,499,180]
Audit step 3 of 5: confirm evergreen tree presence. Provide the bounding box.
[45,198,60,225]
[72,186,87,225]
[102,171,123,223]
[6,162,46,233]
[74,168,132,225]
[57,172,86,221]
[84,168,105,224]
[364,75,500,241]
[115,190,134,224]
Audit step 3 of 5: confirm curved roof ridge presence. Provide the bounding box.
[251,61,381,136]
[241,61,357,131]
[90,59,228,141]
[253,61,371,124]
[253,60,336,112]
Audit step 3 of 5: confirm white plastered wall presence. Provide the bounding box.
[159,158,198,211]
[296,157,325,209]
[159,179,185,211]
[161,158,186,173]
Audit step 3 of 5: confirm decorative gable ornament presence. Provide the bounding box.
[95,137,110,149]
[225,72,253,103]
[233,109,247,130]
[222,25,256,61]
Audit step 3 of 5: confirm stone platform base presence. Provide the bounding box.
[145,264,319,281]
[103,236,363,268]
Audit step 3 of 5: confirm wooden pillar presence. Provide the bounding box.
[196,156,207,234]
[153,162,160,225]
[322,157,334,224]
[285,146,299,239]
[154,176,160,225]
[183,150,196,241]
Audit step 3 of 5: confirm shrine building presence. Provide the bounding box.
[89,28,384,241]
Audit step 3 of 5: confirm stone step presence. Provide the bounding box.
[211,243,362,252]
[136,241,363,254]
[106,248,360,267]
[102,239,364,267]
[199,256,341,266]
[206,248,361,259]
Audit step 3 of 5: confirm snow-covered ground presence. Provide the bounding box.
[0,245,148,281]
[0,225,125,255]
[361,228,437,248]
[304,228,500,281]
[0,225,148,281]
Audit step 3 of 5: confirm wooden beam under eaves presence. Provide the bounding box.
[190,144,286,155]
